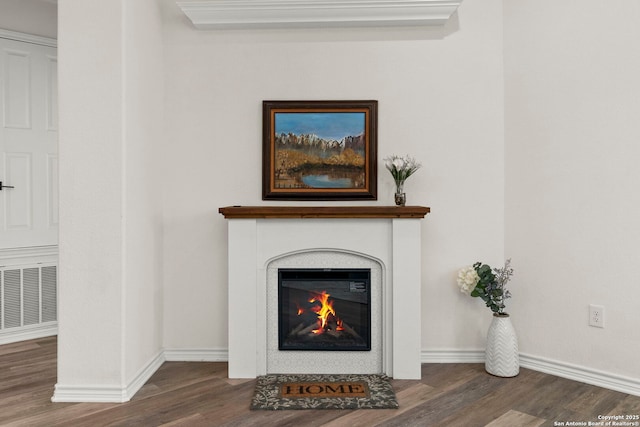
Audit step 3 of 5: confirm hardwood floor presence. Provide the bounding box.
[2,337,640,427]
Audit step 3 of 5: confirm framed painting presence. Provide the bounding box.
[262,100,378,200]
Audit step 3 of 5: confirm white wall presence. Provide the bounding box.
[505,1,640,380]
[53,0,640,400]
[123,0,165,389]
[0,0,57,39]
[160,0,505,352]
[58,0,126,390]
[56,0,164,400]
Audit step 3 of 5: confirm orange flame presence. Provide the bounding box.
[309,291,336,334]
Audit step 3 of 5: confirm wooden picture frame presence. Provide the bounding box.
[263,100,378,200]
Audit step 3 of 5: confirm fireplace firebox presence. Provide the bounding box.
[278,268,371,351]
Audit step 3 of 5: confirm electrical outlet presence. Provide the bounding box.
[589,304,605,328]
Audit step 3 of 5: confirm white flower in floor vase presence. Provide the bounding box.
[456,259,519,377]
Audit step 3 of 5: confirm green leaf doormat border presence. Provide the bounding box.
[250,373,399,410]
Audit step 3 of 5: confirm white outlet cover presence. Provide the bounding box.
[589,304,605,328]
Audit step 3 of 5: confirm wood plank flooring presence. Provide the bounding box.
[2,336,640,426]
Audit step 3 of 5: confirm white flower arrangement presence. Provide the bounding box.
[383,154,421,192]
[457,265,480,295]
[456,259,514,314]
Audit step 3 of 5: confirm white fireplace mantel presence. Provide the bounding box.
[219,206,430,380]
[177,0,463,30]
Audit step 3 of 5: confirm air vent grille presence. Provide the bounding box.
[42,266,57,322]
[3,269,21,328]
[1,264,58,330]
[23,268,40,325]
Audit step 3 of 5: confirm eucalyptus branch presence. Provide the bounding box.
[457,259,514,315]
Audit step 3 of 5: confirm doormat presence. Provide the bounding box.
[250,373,399,410]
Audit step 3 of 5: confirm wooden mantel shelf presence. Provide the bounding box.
[219,206,430,219]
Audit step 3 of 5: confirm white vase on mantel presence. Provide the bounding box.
[485,313,519,377]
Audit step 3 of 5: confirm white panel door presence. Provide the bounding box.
[0,37,57,249]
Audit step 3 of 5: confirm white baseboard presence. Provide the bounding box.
[421,349,485,363]
[519,353,640,397]
[51,348,227,403]
[52,350,165,403]
[164,348,228,362]
[124,350,165,401]
[421,349,640,397]
[51,384,131,403]
[49,347,640,402]
[0,323,57,345]
[165,348,640,397]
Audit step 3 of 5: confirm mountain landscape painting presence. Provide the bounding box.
[263,100,378,200]
[274,112,366,190]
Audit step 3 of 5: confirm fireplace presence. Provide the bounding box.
[278,268,371,351]
[219,205,429,379]
[266,251,382,375]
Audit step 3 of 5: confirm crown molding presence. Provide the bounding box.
[177,0,462,30]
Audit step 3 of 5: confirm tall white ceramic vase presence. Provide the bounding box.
[485,313,519,377]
